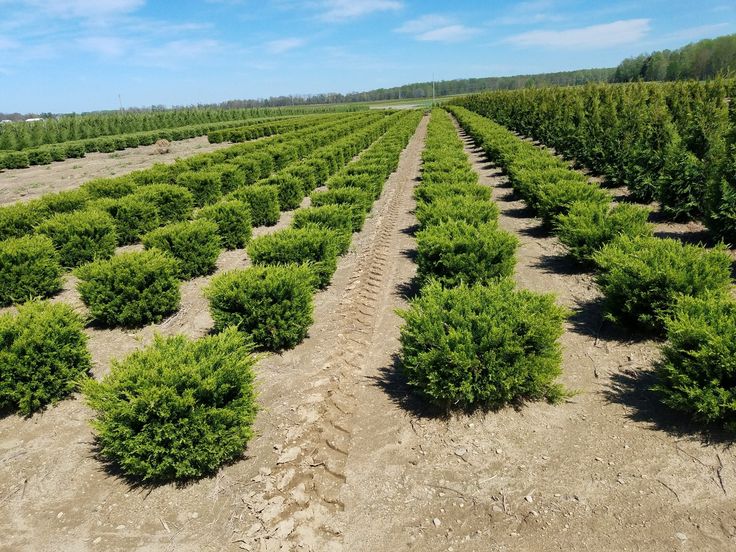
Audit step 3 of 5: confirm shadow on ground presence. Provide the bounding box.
[603,368,734,447]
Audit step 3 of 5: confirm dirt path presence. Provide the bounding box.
[0,136,231,206]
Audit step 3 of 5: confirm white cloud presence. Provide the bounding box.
[395,14,480,43]
[395,14,452,34]
[266,37,306,54]
[24,0,145,19]
[662,23,731,43]
[417,25,480,43]
[494,0,563,25]
[139,39,222,66]
[319,0,402,22]
[506,18,651,48]
[77,35,128,56]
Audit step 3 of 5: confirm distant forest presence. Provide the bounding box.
[611,33,736,82]
[214,68,616,109]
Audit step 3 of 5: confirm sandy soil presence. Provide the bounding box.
[1,113,735,552]
[0,136,231,206]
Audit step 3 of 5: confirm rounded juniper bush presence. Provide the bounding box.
[76,249,181,327]
[398,280,568,409]
[0,234,62,306]
[0,300,91,416]
[142,219,222,279]
[82,328,258,482]
[207,264,315,351]
[37,209,118,267]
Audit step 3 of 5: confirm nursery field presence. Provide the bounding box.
[0,135,230,205]
[0,103,735,552]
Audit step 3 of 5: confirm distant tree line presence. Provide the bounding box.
[612,33,736,82]
[211,68,616,108]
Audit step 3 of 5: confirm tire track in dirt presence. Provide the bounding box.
[244,115,429,551]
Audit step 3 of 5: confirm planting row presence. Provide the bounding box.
[0,103,366,153]
[0,111,379,242]
[450,105,736,430]
[453,79,736,242]
[0,112,341,169]
[398,109,568,410]
[0,110,423,482]
[3,111,400,321]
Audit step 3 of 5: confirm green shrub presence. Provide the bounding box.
[328,173,380,198]
[211,163,245,195]
[76,249,181,327]
[196,200,252,250]
[0,235,62,306]
[0,202,44,241]
[49,145,67,162]
[416,196,499,229]
[248,227,339,289]
[63,142,86,159]
[131,163,176,186]
[291,205,353,255]
[124,135,140,148]
[556,201,653,264]
[310,188,371,230]
[38,209,117,267]
[175,170,222,207]
[657,145,703,221]
[286,163,317,192]
[0,301,90,416]
[263,174,304,211]
[133,184,194,224]
[81,177,138,199]
[229,185,280,227]
[89,196,160,245]
[27,149,52,166]
[414,182,491,205]
[416,221,518,287]
[250,151,274,177]
[536,181,610,228]
[82,328,257,481]
[1,151,30,169]
[655,293,736,430]
[510,168,586,210]
[304,158,330,185]
[593,236,733,333]
[398,280,568,409]
[207,265,314,351]
[36,189,90,215]
[142,219,221,279]
[230,157,261,185]
[96,138,117,153]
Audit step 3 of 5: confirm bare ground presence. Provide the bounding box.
[1,114,735,552]
[0,136,231,206]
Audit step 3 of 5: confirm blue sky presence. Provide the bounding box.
[0,0,734,113]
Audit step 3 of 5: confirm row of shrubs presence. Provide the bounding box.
[0,114,312,169]
[0,112,361,401]
[0,112,380,241]
[0,109,424,486]
[206,110,424,351]
[397,109,568,411]
[0,112,388,309]
[206,112,341,144]
[450,105,736,430]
